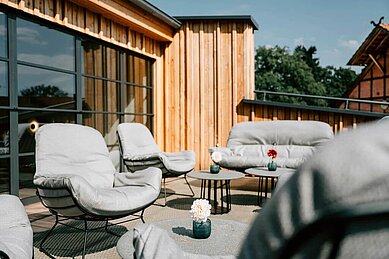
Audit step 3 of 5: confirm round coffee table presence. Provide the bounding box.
[116,218,248,258]
[245,167,295,205]
[187,170,245,214]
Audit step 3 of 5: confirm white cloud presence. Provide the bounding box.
[339,39,359,50]
[18,54,74,69]
[17,27,47,45]
[264,44,273,49]
[293,37,304,46]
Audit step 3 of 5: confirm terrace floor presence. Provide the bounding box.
[26,175,262,258]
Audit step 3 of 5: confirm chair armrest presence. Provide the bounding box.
[114,167,162,191]
[124,152,161,161]
[209,147,233,156]
[163,150,195,161]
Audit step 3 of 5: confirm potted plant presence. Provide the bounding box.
[190,199,212,239]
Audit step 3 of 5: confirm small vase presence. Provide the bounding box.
[193,219,211,239]
[268,161,277,171]
[210,164,220,174]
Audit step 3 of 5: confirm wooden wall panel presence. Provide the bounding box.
[159,19,256,170]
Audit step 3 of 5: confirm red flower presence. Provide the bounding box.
[267,148,277,159]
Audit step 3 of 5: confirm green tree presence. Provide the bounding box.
[255,45,357,106]
[20,84,68,97]
[255,46,326,106]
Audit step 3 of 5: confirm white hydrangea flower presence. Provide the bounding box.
[190,199,211,222]
[211,151,222,163]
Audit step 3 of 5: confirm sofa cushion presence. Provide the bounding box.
[35,123,115,189]
[227,120,333,147]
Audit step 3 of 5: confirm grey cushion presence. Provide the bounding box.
[118,123,196,175]
[239,119,389,259]
[0,195,33,259]
[34,123,162,217]
[210,120,334,170]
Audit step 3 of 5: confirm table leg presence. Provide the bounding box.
[213,180,217,213]
[226,180,231,211]
[221,180,224,213]
[264,177,269,200]
[200,180,204,199]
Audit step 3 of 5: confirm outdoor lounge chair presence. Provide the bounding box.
[117,123,195,205]
[0,194,33,259]
[132,119,389,259]
[33,123,162,258]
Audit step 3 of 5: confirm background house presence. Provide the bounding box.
[345,22,389,112]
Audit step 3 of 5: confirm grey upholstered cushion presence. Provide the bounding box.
[239,119,389,259]
[210,120,334,170]
[117,123,160,160]
[35,123,115,189]
[0,195,33,259]
[226,120,333,147]
[118,123,196,175]
[34,123,162,217]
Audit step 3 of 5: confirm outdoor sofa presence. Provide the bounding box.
[132,118,389,259]
[209,120,334,171]
[0,194,33,259]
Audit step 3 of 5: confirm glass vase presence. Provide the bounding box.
[210,164,220,174]
[193,219,211,239]
[267,161,277,171]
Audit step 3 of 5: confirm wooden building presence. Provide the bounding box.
[0,0,258,197]
[345,22,389,112]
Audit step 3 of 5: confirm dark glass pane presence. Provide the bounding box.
[19,155,35,199]
[18,65,75,109]
[17,18,75,71]
[124,114,152,130]
[0,61,8,105]
[82,40,120,80]
[18,111,76,153]
[82,113,120,147]
[0,110,9,155]
[124,86,151,114]
[83,77,120,112]
[0,158,10,194]
[125,55,151,86]
[0,12,6,58]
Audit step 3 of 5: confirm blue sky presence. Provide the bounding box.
[148,0,388,71]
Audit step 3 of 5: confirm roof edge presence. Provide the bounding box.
[126,0,181,29]
[174,15,259,30]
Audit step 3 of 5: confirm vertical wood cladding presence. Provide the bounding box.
[160,19,255,169]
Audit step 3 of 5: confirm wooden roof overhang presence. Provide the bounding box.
[348,24,389,66]
[69,0,181,42]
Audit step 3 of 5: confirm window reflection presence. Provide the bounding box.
[0,12,6,58]
[0,110,9,155]
[0,158,10,194]
[17,18,75,71]
[0,62,8,105]
[82,40,120,80]
[18,65,75,109]
[125,55,151,86]
[83,77,120,112]
[124,86,151,114]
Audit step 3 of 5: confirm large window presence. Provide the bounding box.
[0,11,154,197]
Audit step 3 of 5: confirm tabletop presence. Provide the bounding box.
[245,167,295,178]
[187,170,245,181]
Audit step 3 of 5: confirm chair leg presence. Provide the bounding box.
[140,209,145,223]
[82,220,88,259]
[164,177,167,207]
[184,174,195,197]
[40,214,59,252]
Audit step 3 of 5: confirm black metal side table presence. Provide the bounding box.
[187,170,244,214]
[245,167,295,205]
